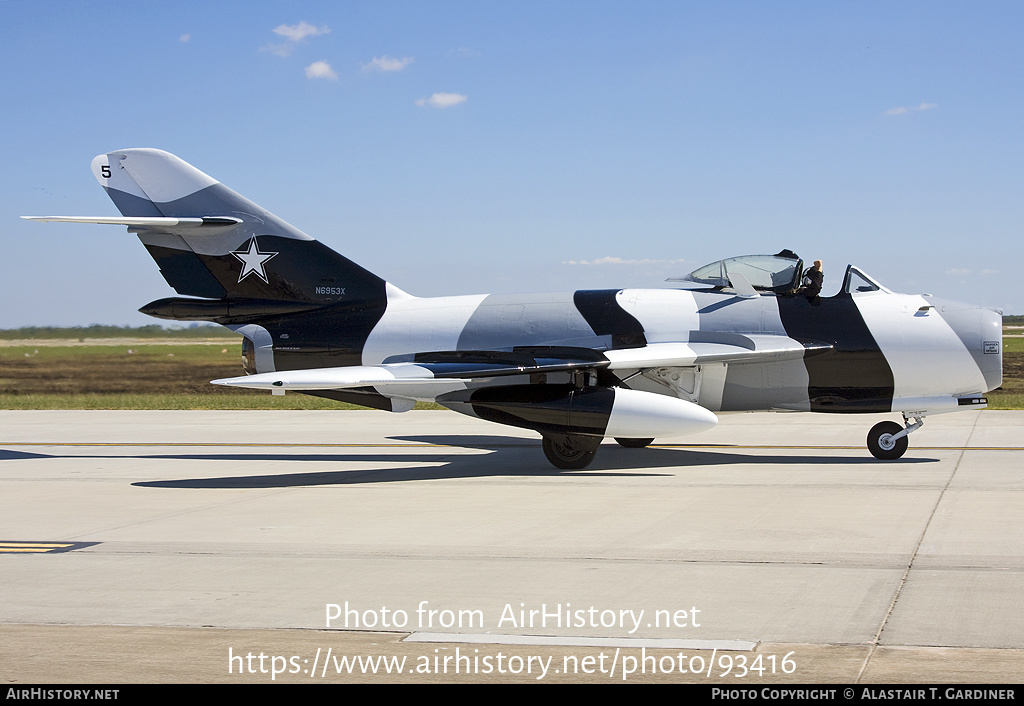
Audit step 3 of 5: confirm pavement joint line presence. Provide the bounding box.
[856,422,974,682]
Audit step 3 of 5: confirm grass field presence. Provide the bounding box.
[0,339,438,410]
[0,324,231,340]
[1,336,1020,410]
[990,335,1024,408]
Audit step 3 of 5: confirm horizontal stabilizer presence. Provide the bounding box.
[21,216,241,228]
[140,297,324,323]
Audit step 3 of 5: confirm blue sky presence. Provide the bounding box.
[3,1,1022,327]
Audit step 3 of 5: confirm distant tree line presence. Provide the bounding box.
[0,324,235,339]
[2,316,1021,340]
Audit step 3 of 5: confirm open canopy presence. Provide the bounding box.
[677,254,804,294]
[672,253,891,297]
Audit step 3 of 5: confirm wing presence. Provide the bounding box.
[212,347,608,390]
[212,335,830,395]
[604,333,830,369]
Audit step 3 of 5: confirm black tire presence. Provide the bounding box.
[867,421,908,460]
[542,434,600,470]
[615,437,654,448]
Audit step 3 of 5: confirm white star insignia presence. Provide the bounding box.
[231,237,278,284]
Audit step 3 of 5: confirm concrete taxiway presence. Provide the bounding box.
[1,409,1022,683]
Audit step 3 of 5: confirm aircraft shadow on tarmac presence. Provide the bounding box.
[1,441,937,489]
[0,449,53,461]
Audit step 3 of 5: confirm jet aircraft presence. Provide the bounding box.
[24,149,1003,469]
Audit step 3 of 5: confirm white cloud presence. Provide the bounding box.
[179,34,191,43]
[362,55,414,72]
[415,92,468,108]
[274,22,330,43]
[263,22,330,57]
[884,101,938,116]
[564,257,689,266]
[305,61,338,81]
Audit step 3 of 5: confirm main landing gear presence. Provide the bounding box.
[541,433,601,470]
[541,434,657,469]
[867,414,924,460]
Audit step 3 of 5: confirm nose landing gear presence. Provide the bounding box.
[867,414,924,460]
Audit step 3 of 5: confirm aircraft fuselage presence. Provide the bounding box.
[250,283,1000,417]
[26,148,1003,468]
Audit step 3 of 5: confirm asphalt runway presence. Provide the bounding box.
[1,409,1022,684]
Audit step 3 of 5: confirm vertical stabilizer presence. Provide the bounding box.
[90,149,388,306]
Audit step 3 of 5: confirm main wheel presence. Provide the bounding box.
[867,421,908,460]
[615,437,654,448]
[542,434,600,470]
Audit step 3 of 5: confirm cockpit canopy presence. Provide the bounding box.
[674,253,891,297]
[683,254,804,294]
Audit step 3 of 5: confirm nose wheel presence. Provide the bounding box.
[867,421,908,459]
[867,414,924,460]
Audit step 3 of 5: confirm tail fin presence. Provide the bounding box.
[25,149,414,380]
[90,148,389,312]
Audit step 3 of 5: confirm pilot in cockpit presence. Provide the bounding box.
[799,259,824,300]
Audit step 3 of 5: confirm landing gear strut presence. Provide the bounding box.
[542,433,601,470]
[867,414,924,460]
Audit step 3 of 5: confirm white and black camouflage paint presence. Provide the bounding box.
[26,149,1002,465]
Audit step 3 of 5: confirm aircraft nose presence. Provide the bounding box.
[979,307,1004,392]
[934,301,1003,393]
